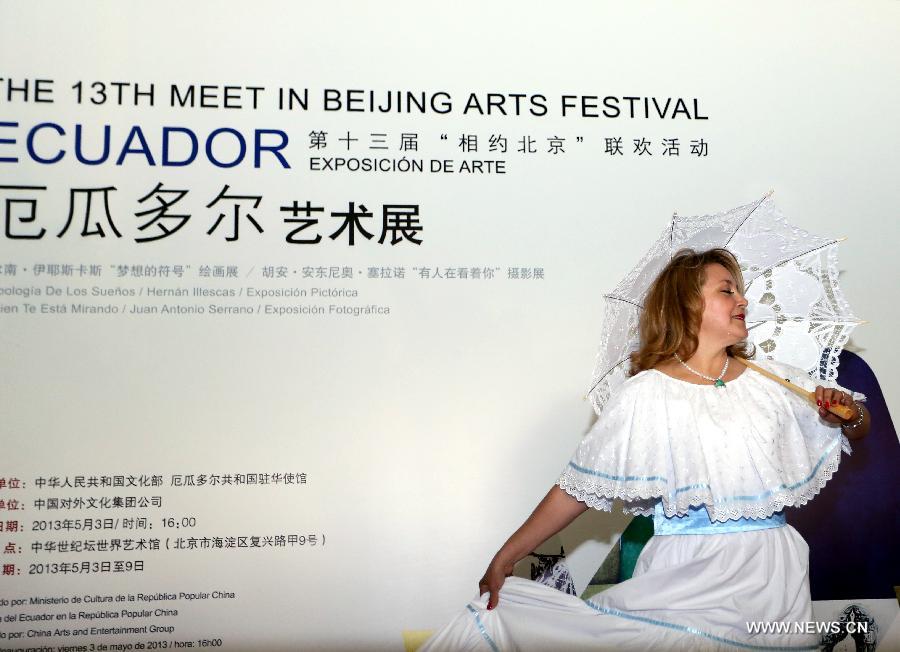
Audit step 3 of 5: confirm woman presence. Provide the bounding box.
[421,248,870,651]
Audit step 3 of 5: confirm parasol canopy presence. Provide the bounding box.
[588,192,862,416]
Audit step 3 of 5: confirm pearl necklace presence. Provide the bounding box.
[673,353,729,388]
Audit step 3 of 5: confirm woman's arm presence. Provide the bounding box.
[479,485,588,609]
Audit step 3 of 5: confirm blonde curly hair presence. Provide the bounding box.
[628,247,754,376]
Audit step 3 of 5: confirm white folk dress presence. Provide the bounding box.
[421,358,864,652]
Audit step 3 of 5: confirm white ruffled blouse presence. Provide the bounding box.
[557,358,865,523]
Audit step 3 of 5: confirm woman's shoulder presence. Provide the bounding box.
[745,357,816,387]
[602,365,663,405]
[617,363,686,395]
[747,357,862,400]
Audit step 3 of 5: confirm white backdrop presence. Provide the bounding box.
[1,2,898,650]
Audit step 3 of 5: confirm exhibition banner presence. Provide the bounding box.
[2,2,897,649]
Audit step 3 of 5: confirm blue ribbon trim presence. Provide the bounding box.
[463,594,817,651]
[654,503,786,535]
[568,436,840,508]
[566,461,668,483]
[466,604,500,652]
[585,602,820,651]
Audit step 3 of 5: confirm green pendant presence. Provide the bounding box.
[714,379,726,388]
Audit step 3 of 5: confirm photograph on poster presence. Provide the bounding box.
[1,2,897,650]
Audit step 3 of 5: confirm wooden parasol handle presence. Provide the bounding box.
[733,357,855,419]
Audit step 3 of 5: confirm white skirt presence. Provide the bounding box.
[421,525,820,651]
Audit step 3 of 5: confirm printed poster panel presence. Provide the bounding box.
[1,2,897,649]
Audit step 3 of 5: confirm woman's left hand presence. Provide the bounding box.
[814,386,859,425]
[816,385,863,425]
[815,385,870,439]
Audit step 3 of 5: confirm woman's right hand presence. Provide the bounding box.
[475,486,589,610]
[478,553,516,610]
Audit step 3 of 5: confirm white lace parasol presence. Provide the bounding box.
[587,192,862,416]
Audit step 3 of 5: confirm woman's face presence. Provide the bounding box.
[699,263,748,347]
